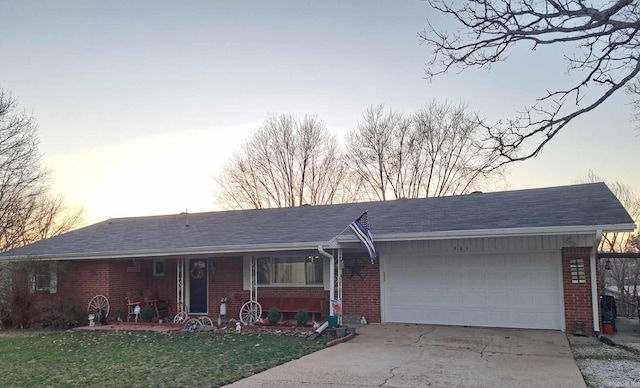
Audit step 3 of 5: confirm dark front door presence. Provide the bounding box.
[189,259,208,314]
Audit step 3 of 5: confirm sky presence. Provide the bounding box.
[0,1,638,225]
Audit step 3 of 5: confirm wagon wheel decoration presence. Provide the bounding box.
[172,302,189,324]
[184,318,203,332]
[87,295,110,318]
[239,301,262,325]
[198,316,214,328]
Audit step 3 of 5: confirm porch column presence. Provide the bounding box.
[337,248,343,325]
[329,253,335,315]
[176,258,185,307]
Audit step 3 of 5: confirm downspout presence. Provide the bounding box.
[318,245,335,316]
[591,229,603,334]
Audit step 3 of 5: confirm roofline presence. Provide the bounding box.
[2,223,634,261]
[0,241,328,262]
[336,224,637,243]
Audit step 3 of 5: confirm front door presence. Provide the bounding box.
[189,259,208,314]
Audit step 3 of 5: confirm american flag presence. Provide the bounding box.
[348,211,378,264]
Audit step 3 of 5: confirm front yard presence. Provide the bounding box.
[0,329,329,387]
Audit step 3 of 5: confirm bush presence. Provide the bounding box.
[140,307,156,322]
[294,310,309,327]
[7,266,36,328]
[267,307,280,326]
[38,298,84,329]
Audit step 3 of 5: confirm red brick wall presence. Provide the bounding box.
[55,260,113,312]
[562,247,596,334]
[342,253,381,323]
[209,257,244,318]
[37,252,384,324]
[146,259,177,304]
[48,259,173,320]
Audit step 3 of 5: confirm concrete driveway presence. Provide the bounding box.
[224,324,586,387]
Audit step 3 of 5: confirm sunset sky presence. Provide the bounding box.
[1,1,638,224]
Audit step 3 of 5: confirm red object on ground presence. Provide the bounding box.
[602,323,614,334]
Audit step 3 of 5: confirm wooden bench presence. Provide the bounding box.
[258,297,328,319]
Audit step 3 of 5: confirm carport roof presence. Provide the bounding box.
[0,182,635,260]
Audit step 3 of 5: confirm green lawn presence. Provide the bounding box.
[0,330,329,387]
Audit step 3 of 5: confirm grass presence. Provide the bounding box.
[0,330,329,387]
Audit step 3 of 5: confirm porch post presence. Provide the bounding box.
[337,248,343,326]
[176,258,185,307]
[591,230,603,333]
[250,256,257,302]
[329,253,335,315]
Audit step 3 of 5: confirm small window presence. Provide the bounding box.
[153,260,165,277]
[35,263,51,291]
[32,262,57,293]
[257,255,323,286]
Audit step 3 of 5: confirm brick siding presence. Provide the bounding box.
[37,247,586,331]
[342,253,381,323]
[562,247,598,334]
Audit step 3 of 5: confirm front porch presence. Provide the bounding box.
[45,249,377,326]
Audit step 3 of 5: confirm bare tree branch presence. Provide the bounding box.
[581,170,639,253]
[421,0,640,168]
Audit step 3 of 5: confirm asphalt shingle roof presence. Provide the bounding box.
[0,183,634,260]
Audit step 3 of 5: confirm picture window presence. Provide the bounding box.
[257,255,323,286]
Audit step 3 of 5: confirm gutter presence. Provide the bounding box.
[318,245,335,315]
[591,229,603,334]
[0,241,332,262]
[335,224,636,243]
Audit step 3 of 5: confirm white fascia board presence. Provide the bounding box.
[0,241,331,262]
[335,223,636,243]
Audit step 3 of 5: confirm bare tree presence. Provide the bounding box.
[346,105,397,201]
[0,88,84,252]
[583,171,640,312]
[18,194,84,247]
[215,114,353,209]
[581,170,639,252]
[421,0,640,168]
[347,102,504,201]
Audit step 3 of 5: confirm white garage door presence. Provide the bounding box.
[383,252,562,330]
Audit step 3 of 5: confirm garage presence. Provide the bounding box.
[383,251,563,330]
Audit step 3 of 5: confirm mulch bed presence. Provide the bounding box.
[73,321,320,337]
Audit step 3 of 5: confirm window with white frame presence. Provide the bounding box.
[257,255,323,286]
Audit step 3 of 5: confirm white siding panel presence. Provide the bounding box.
[378,234,594,256]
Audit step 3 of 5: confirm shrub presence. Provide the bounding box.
[267,307,280,326]
[5,263,37,328]
[140,307,156,322]
[294,310,309,327]
[38,298,84,329]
